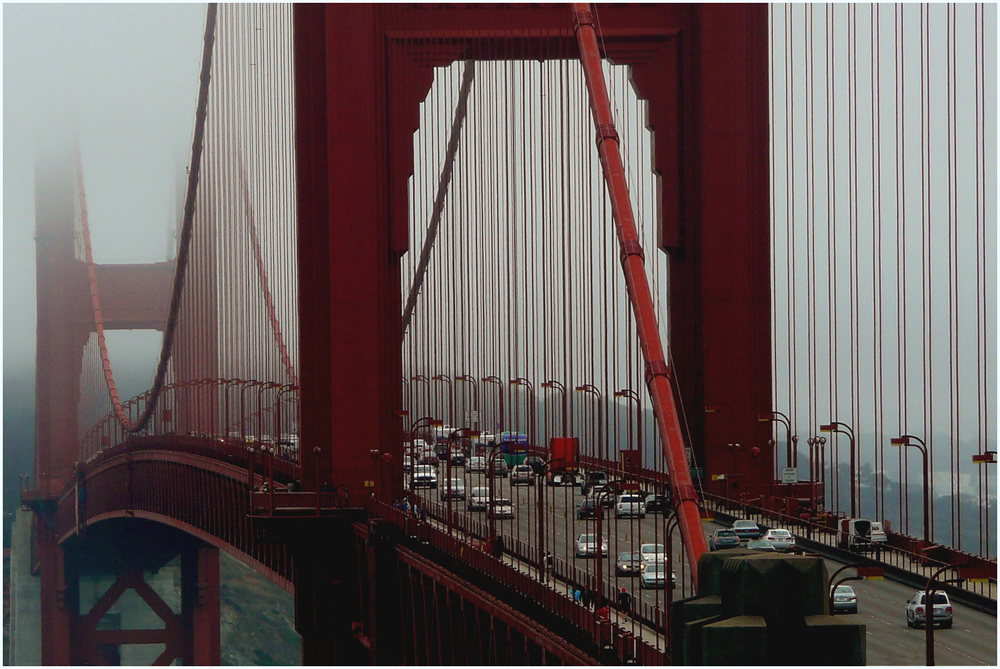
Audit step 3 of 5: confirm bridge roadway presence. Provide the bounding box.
[407,467,997,665]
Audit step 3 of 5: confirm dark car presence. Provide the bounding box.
[449,452,466,467]
[577,498,598,520]
[644,494,669,514]
[616,552,643,576]
[523,456,547,475]
[709,529,741,551]
[582,470,609,496]
[418,454,439,466]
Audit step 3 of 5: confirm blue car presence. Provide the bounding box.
[709,529,741,550]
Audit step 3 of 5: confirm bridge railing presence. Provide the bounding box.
[702,491,997,603]
[367,497,668,663]
[392,496,675,650]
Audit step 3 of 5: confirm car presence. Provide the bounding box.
[906,591,953,629]
[639,543,665,565]
[467,486,491,511]
[870,521,888,553]
[467,456,487,473]
[489,498,514,519]
[746,539,777,552]
[510,464,534,485]
[449,452,466,467]
[615,493,646,518]
[440,477,466,501]
[709,529,741,551]
[548,470,581,486]
[582,470,609,496]
[761,528,796,551]
[588,487,615,508]
[491,459,510,477]
[575,533,608,558]
[616,552,643,576]
[523,456,547,475]
[644,494,669,514]
[577,498,598,520]
[831,585,858,614]
[731,519,761,541]
[418,453,439,466]
[640,563,675,589]
[411,464,438,488]
[402,454,413,472]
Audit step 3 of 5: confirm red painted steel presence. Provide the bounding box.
[572,2,709,578]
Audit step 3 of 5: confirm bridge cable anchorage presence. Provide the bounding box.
[571,2,710,585]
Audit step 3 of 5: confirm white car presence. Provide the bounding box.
[640,543,665,565]
[615,493,646,518]
[761,528,796,551]
[510,464,534,485]
[906,591,953,629]
[440,477,466,501]
[575,533,609,558]
[467,456,487,473]
[640,563,676,589]
[411,464,438,489]
[467,486,490,511]
[489,498,514,519]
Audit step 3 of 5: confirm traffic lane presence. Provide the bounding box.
[416,471,998,665]
[829,556,998,666]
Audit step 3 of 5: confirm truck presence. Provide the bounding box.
[838,518,884,554]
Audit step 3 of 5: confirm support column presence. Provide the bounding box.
[37,519,73,665]
[183,545,221,665]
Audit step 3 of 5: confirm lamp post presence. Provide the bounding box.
[486,442,505,555]
[411,374,431,424]
[821,421,857,516]
[407,416,443,501]
[455,374,480,431]
[482,375,504,435]
[541,380,568,436]
[806,436,826,512]
[274,384,298,462]
[615,389,642,467]
[446,427,479,536]
[432,374,454,428]
[257,382,281,445]
[594,481,622,606]
[921,565,973,666]
[510,378,536,449]
[891,435,930,544]
[972,451,996,557]
[576,384,605,464]
[758,410,795,471]
[401,377,410,420]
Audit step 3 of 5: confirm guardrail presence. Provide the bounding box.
[368,497,669,663]
[702,492,997,610]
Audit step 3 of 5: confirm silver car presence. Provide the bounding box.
[906,591,953,629]
[640,563,676,589]
[831,585,858,614]
[510,464,534,485]
[575,533,608,558]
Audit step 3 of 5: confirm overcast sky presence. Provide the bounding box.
[4,4,207,395]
